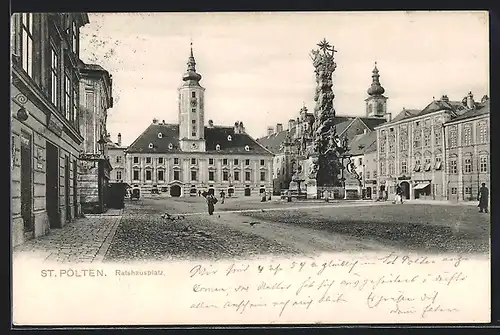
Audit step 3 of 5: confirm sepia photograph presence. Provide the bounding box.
[11,11,490,326]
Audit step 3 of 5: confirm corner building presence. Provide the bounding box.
[125,46,274,197]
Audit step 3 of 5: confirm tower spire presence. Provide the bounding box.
[183,40,202,84]
[367,61,385,96]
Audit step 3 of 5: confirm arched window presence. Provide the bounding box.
[216,144,221,151]
[158,132,163,139]
[244,145,250,151]
[148,143,153,149]
[227,135,232,141]
[168,143,173,150]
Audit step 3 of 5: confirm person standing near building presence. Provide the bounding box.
[206,193,218,215]
[220,190,225,204]
[395,184,403,204]
[478,183,489,213]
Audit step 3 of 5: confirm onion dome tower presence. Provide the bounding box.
[365,62,388,118]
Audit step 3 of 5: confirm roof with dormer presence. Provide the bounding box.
[256,116,386,154]
[125,122,273,155]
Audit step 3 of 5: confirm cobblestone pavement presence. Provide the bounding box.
[12,210,122,263]
[104,196,490,263]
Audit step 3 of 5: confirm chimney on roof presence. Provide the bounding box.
[276,123,283,133]
[208,119,214,128]
[152,118,158,124]
[385,113,392,122]
[234,121,240,134]
[117,133,122,146]
[467,91,475,109]
[162,120,165,124]
[288,118,296,130]
[266,126,274,136]
[441,95,449,102]
[239,121,245,133]
[363,129,367,134]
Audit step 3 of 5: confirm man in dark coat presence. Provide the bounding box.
[206,193,218,215]
[478,183,489,213]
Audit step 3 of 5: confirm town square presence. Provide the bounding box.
[11,12,490,262]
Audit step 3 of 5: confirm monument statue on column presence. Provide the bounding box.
[306,39,347,192]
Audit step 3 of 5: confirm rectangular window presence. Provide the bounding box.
[401,161,407,174]
[191,170,197,181]
[116,156,122,163]
[234,159,239,165]
[463,125,472,146]
[435,129,442,147]
[388,161,395,175]
[480,156,488,173]
[373,171,377,178]
[450,160,458,174]
[133,170,139,180]
[451,187,457,195]
[174,157,179,165]
[435,157,442,170]
[72,21,78,54]
[449,127,458,147]
[146,157,151,164]
[223,158,228,165]
[478,122,488,144]
[245,159,250,166]
[223,171,229,181]
[173,170,180,180]
[50,44,59,106]
[158,157,164,164]
[209,158,214,165]
[464,158,472,173]
[64,72,71,120]
[209,171,215,181]
[191,120,196,124]
[145,170,152,181]
[192,92,196,98]
[21,13,34,77]
[192,109,196,113]
[465,187,472,194]
[366,171,370,179]
[424,135,430,147]
[260,171,266,181]
[116,170,122,180]
[260,159,265,166]
[191,158,196,165]
[72,84,78,125]
[158,170,164,181]
[234,171,240,181]
[245,171,251,181]
[358,158,363,166]
[133,157,139,164]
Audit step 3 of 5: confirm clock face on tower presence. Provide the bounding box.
[190,98,198,107]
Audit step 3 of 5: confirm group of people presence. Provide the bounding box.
[391,182,489,213]
[198,190,227,215]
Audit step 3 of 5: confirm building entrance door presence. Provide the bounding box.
[20,132,33,237]
[170,185,181,197]
[244,187,251,196]
[46,141,60,228]
[65,155,71,222]
[400,181,410,199]
[73,159,78,217]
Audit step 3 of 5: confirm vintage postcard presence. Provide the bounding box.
[11,11,490,326]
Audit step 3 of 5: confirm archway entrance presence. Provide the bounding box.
[400,181,410,199]
[170,185,181,197]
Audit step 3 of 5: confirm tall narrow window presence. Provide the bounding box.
[72,21,78,54]
[50,43,59,106]
[72,84,78,126]
[20,13,34,77]
[64,72,71,120]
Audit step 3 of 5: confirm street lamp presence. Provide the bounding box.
[97,136,107,156]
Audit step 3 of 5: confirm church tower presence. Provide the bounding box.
[178,43,206,152]
[365,62,389,119]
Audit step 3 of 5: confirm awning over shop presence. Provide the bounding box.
[414,183,430,190]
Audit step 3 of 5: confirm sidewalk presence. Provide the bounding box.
[12,209,123,263]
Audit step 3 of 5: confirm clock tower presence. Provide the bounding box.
[178,43,206,152]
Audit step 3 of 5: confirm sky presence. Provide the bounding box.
[79,11,489,146]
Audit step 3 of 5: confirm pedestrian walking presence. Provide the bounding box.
[198,190,201,197]
[478,183,489,213]
[206,193,218,215]
[394,184,404,204]
[220,190,225,204]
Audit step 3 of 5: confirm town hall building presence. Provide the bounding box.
[124,45,274,197]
